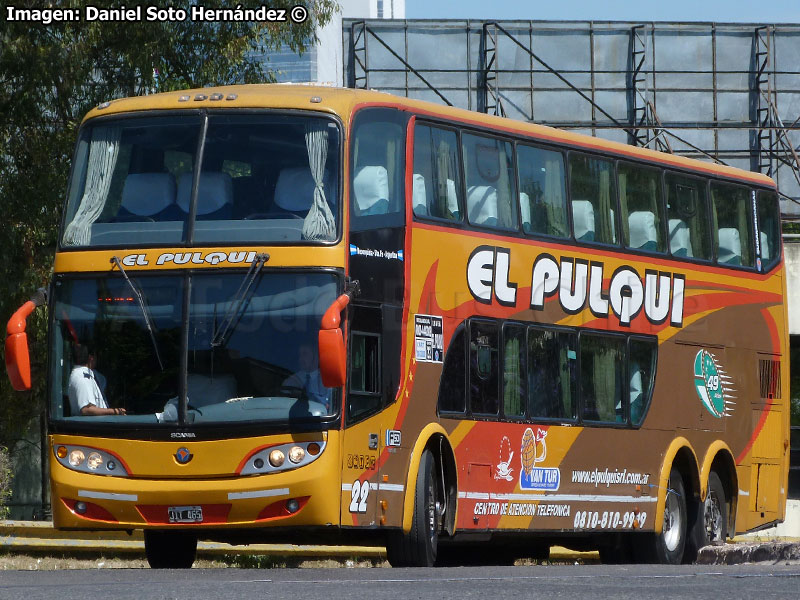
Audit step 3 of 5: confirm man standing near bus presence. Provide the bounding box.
[68,343,126,416]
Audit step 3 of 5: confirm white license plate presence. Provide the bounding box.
[168,505,203,523]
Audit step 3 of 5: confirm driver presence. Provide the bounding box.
[283,343,331,410]
[68,343,126,416]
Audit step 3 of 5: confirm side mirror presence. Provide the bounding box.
[318,294,351,388]
[5,289,47,392]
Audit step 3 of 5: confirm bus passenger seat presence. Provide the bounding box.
[628,211,658,251]
[669,219,693,257]
[467,185,498,226]
[274,167,335,214]
[177,172,234,219]
[519,192,531,231]
[630,365,644,424]
[119,173,177,220]
[717,228,742,265]
[760,231,770,260]
[412,173,428,215]
[353,165,390,216]
[571,200,595,241]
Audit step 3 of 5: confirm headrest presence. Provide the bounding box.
[412,173,427,215]
[274,167,334,212]
[467,185,498,226]
[669,218,693,258]
[177,172,233,215]
[572,200,595,241]
[353,166,389,212]
[628,211,657,249]
[717,227,742,264]
[519,192,531,228]
[760,231,770,260]
[121,173,176,216]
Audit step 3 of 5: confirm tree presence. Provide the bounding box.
[0,0,337,451]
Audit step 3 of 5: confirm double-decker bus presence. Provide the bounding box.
[5,85,788,567]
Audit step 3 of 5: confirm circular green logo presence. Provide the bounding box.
[694,350,725,418]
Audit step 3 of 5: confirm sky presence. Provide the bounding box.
[404,0,800,23]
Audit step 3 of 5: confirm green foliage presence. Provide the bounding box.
[0,0,337,450]
[0,446,11,519]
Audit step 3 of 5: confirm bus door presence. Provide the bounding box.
[341,107,407,527]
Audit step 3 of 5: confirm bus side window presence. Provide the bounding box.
[438,325,466,414]
[527,327,577,421]
[757,190,782,270]
[350,109,406,230]
[412,124,462,222]
[469,320,499,416]
[618,161,666,253]
[711,182,754,267]
[569,153,617,245]
[461,133,517,230]
[665,173,712,260]
[517,145,569,238]
[580,333,625,424]
[502,324,526,419]
[629,338,656,427]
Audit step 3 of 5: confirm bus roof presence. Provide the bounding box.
[85,84,775,188]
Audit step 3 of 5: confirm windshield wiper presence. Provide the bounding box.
[210,253,270,348]
[111,256,164,370]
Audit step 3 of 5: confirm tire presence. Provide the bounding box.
[633,468,687,564]
[386,449,440,567]
[144,530,197,569]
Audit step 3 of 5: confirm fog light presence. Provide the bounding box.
[87,452,103,470]
[307,442,321,456]
[57,446,68,459]
[253,458,264,469]
[288,446,305,464]
[74,501,87,514]
[68,449,85,467]
[286,498,300,513]
[269,449,285,467]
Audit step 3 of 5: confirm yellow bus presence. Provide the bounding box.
[5,85,789,567]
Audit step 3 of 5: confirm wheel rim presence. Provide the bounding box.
[704,491,723,542]
[662,488,682,552]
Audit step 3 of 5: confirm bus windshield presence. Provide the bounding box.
[49,271,339,428]
[61,113,340,247]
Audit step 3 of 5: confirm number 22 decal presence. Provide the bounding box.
[349,480,369,513]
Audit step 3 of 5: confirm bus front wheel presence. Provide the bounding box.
[144,530,197,569]
[386,448,440,567]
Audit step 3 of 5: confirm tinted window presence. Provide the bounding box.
[757,190,782,269]
[350,109,406,229]
[569,154,617,244]
[351,333,381,394]
[619,162,665,253]
[439,326,466,413]
[413,124,462,221]
[517,145,569,238]
[629,338,656,426]
[665,173,712,260]
[711,182,754,267]
[461,133,517,230]
[470,321,499,415]
[581,334,625,424]
[528,328,577,420]
[503,325,526,418]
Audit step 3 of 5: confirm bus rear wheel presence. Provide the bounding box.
[386,449,440,567]
[144,530,197,569]
[634,468,687,564]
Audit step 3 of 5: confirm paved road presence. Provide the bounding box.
[2,564,800,600]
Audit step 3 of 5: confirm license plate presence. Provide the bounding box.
[168,505,203,523]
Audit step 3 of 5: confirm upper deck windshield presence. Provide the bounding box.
[49,271,339,432]
[61,112,340,248]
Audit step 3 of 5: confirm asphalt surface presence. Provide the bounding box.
[3,564,800,600]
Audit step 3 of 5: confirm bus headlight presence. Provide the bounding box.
[56,445,128,477]
[240,440,326,475]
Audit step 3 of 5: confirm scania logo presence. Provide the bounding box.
[174,447,193,464]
